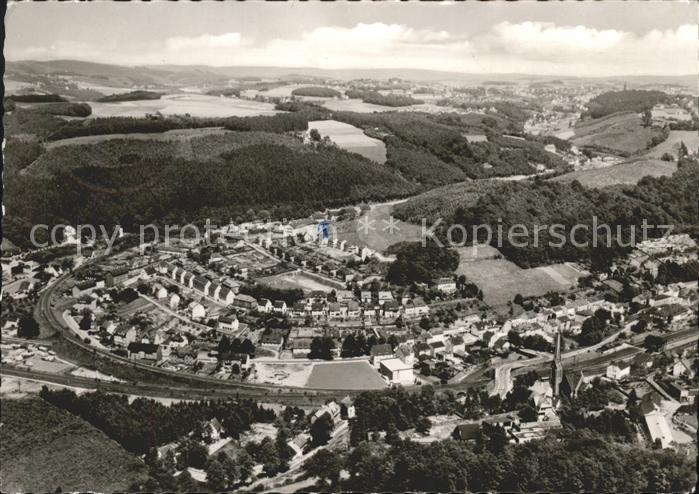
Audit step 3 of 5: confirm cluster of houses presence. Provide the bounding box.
[157,262,238,306]
[279,289,430,323]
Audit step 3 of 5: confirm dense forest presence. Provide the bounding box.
[291,86,341,98]
[386,242,459,285]
[6,93,68,103]
[583,90,670,119]
[395,159,699,268]
[345,89,425,107]
[97,90,163,102]
[3,135,416,245]
[334,431,695,493]
[39,387,275,456]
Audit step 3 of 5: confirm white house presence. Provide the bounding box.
[189,302,206,320]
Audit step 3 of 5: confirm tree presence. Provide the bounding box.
[177,469,198,492]
[415,416,432,435]
[679,140,689,157]
[18,315,40,338]
[310,413,334,447]
[236,450,254,484]
[206,459,227,492]
[643,334,664,353]
[641,108,653,127]
[304,448,343,487]
[309,128,321,142]
[518,404,538,422]
[78,311,92,331]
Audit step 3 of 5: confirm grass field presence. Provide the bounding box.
[308,119,387,163]
[305,361,387,389]
[572,112,666,156]
[0,398,149,492]
[89,93,281,118]
[323,99,397,113]
[456,245,585,306]
[551,158,677,187]
[334,202,424,253]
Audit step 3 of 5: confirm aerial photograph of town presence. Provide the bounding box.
[1,1,697,492]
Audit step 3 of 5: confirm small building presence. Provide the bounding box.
[258,298,273,313]
[169,293,181,309]
[273,300,288,315]
[452,423,481,442]
[379,358,414,385]
[606,362,631,380]
[218,287,236,305]
[232,293,257,310]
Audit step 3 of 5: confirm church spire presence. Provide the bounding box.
[551,330,563,401]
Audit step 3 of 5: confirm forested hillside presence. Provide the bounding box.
[584,90,670,119]
[395,159,699,268]
[3,137,416,246]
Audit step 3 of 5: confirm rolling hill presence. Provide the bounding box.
[572,111,668,156]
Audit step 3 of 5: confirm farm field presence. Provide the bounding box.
[456,245,585,306]
[307,119,387,163]
[89,93,281,118]
[257,271,338,293]
[0,398,149,493]
[305,361,387,389]
[571,111,666,156]
[250,361,314,387]
[334,201,424,253]
[551,158,677,187]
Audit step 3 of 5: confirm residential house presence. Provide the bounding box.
[370,343,394,366]
[127,342,161,362]
[452,423,481,442]
[377,291,394,306]
[404,298,429,318]
[436,277,457,293]
[360,291,373,304]
[218,287,236,305]
[273,300,288,315]
[193,276,211,296]
[258,298,273,313]
[327,303,344,319]
[218,315,239,332]
[382,301,400,319]
[311,303,326,318]
[189,302,206,320]
[346,300,361,319]
[169,293,181,309]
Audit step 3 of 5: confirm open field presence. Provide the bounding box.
[334,201,424,253]
[572,112,666,156]
[551,158,677,187]
[257,271,337,293]
[0,398,149,493]
[308,119,387,163]
[642,130,699,159]
[456,245,585,306]
[89,93,282,118]
[305,361,387,389]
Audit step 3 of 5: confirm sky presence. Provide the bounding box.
[5,1,698,76]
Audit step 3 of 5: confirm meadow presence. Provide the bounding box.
[308,119,387,163]
[552,158,677,187]
[572,111,666,156]
[455,245,584,306]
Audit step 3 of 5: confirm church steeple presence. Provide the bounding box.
[551,330,563,401]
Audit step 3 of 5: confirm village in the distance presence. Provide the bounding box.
[1,3,698,493]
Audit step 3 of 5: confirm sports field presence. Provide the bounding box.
[257,271,337,293]
[306,361,387,389]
